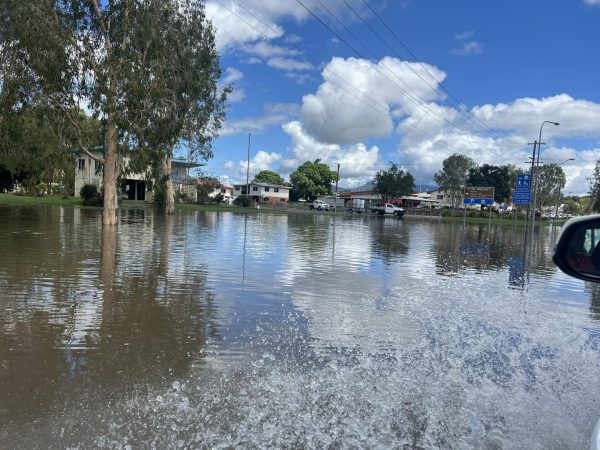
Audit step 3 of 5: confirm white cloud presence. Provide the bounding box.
[224,160,234,169]
[280,121,381,186]
[300,56,447,145]
[450,30,483,56]
[221,67,245,102]
[454,30,475,40]
[221,102,300,136]
[472,94,600,138]
[236,150,283,180]
[241,41,298,59]
[450,41,484,56]
[583,0,600,5]
[206,0,368,51]
[266,57,312,72]
[205,2,283,50]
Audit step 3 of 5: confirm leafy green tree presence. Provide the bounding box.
[253,170,285,185]
[466,164,512,203]
[2,0,228,223]
[196,177,222,205]
[373,163,415,204]
[535,164,566,209]
[0,106,100,195]
[290,160,337,201]
[588,158,600,212]
[433,153,475,207]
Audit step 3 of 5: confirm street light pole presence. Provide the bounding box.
[530,120,559,246]
[246,133,251,198]
[554,158,575,219]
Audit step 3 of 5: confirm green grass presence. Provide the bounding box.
[441,215,567,226]
[0,193,84,206]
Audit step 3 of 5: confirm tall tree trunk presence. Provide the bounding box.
[102,120,120,225]
[162,157,175,215]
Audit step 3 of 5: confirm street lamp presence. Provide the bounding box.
[554,157,575,218]
[531,120,559,240]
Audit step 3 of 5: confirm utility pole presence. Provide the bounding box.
[246,133,251,198]
[334,163,340,213]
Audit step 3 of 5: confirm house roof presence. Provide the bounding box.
[172,159,203,169]
[233,182,290,189]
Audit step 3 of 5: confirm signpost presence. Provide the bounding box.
[463,186,495,228]
[512,174,531,206]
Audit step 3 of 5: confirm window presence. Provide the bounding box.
[280,198,286,202]
[234,186,240,191]
[264,187,270,192]
[220,189,225,194]
[263,197,269,201]
[437,194,444,200]
[253,186,258,191]
[95,160,101,172]
[78,159,85,170]
[274,188,279,192]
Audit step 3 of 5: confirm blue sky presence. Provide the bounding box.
[200,0,600,194]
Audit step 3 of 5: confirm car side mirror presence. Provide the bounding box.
[553,215,600,282]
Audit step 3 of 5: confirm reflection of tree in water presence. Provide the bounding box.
[585,282,600,321]
[432,223,530,276]
[286,214,332,259]
[83,213,219,384]
[0,209,219,425]
[369,218,409,263]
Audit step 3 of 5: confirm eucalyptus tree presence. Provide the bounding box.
[1,0,228,222]
[433,153,475,207]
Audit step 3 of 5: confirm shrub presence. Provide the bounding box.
[80,184,103,206]
[233,194,251,207]
[153,183,166,208]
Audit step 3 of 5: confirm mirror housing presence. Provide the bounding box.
[553,215,600,282]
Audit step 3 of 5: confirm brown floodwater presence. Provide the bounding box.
[1,205,600,448]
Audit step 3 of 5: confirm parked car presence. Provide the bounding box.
[309,199,330,211]
[371,203,405,217]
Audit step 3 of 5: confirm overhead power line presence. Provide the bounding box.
[217,0,440,142]
[293,0,523,150]
[357,0,523,147]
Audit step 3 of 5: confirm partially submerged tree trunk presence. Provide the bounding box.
[162,157,175,215]
[102,121,120,226]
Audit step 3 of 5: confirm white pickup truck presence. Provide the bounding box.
[371,203,405,217]
[308,199,330,211]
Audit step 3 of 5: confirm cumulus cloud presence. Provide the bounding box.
[583,0,600,5]
[472,94,600,138]
[224,160,234,169]
[300,56,447,145]
[236,150,283,180]
[205,2,283,50]
[280,121,381,186]
[291,56,600,192]
[206,0,367,51]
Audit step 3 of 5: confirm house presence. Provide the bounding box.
[232,182,290,203]
[427,188,458,207]
[74,148,201,201]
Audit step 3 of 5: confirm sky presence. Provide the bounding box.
[197,0,600,194]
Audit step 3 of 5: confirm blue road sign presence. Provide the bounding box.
[463,198,493,205]
[516,174,531,190]
[512,192,531,205]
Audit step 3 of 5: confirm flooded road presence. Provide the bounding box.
[1,205,600,448]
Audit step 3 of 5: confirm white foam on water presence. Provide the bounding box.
[83,277,600,449]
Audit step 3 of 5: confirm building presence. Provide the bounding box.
[427,188,460,207]
[232,182,290,203]
[74,148,201,201]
